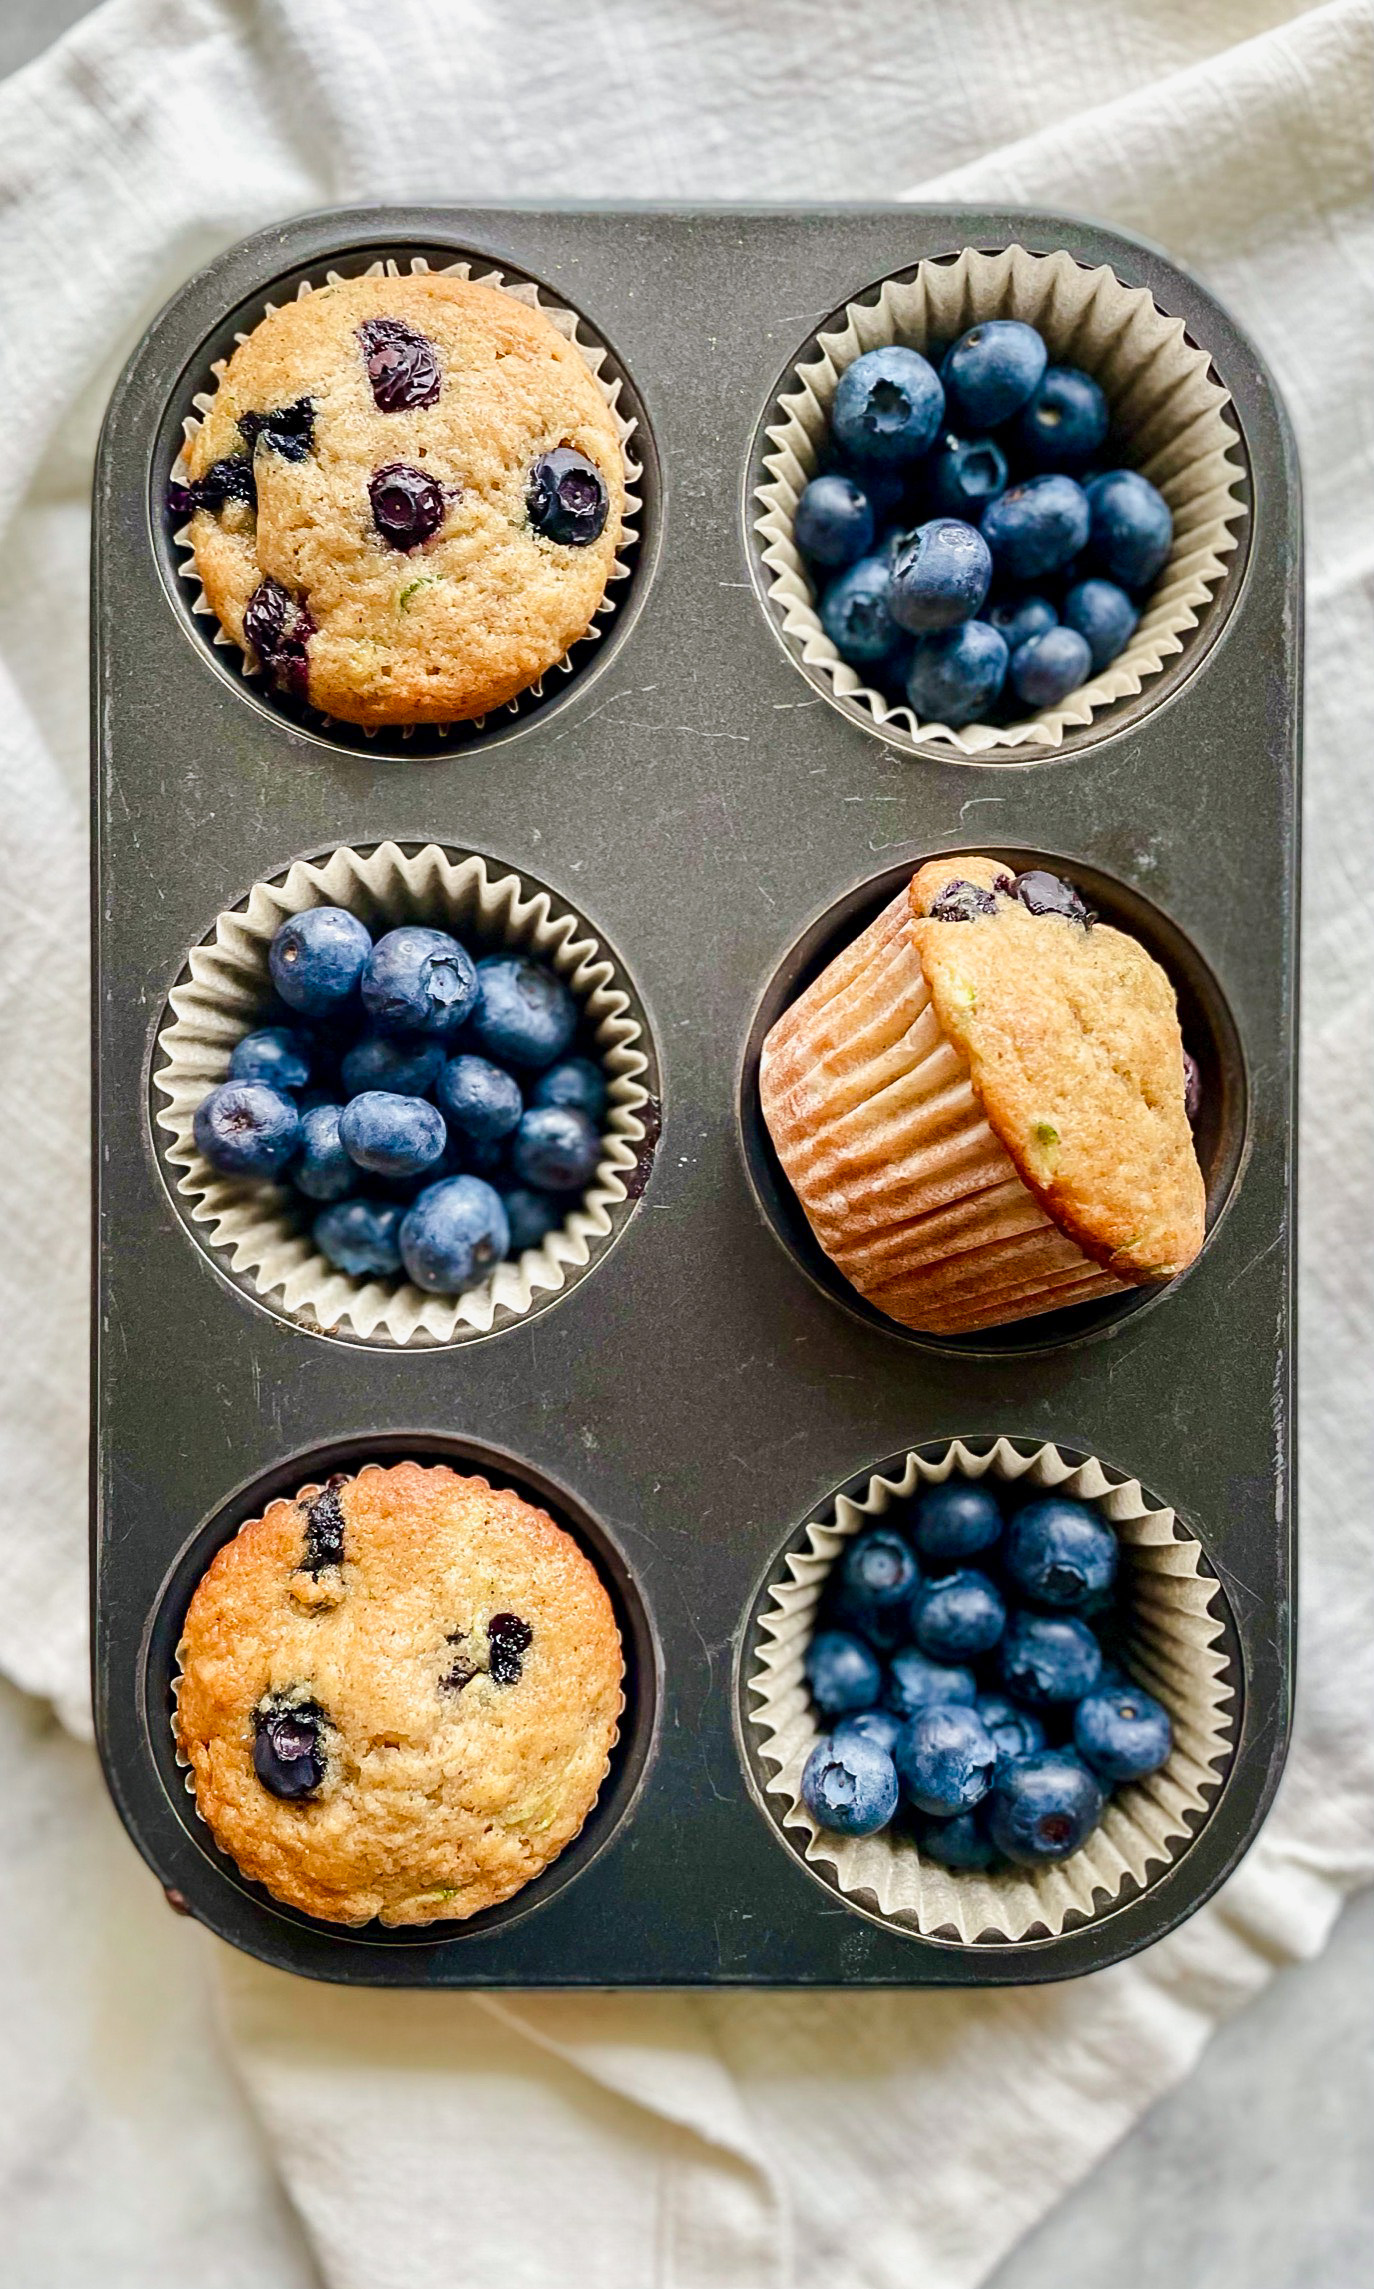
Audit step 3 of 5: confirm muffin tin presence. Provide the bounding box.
[92,204,1299,1986]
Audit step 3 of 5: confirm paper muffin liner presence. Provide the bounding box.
[169,252,643,737]
[152,841,654,1344]
[747,1439,1236,1943]
[755,244,1248,757]
[759,889,1128,1334]
[170,1460,625,1927]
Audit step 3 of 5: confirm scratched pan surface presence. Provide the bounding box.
[91,205,1298,1986]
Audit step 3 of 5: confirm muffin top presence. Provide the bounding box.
[908,855,1205,1281]
[184,273,626,727]
[175,1461,623,1925]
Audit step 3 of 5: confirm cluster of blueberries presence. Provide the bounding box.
[794,318,1174,728]
[191,904,608,1297]
[800,1478,1173,1872]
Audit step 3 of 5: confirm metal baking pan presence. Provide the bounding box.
[91,203,1299,1985]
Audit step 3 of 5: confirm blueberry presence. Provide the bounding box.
[885,1646,977,1719]
[1013,367,1109,469]
[1086,470,1173,588]
[457,1132,508,1180]
[269,906,372,1018]
[926,433,1008,520]
[1012,869,1091,923]
[1074,1683,1172,1783]
[1005,1497,1118,1609]
[362,927,478,1038]
[987,1750,1105,1865]
[906,620,1008,726]
[941,320,1047,429]
[894,1703,997,1817]
[839,1528,920,1618]
[313,1197,405,1278]
[356,317,441,412]
[512,1105,601,1192]
[291,1103,357,1202]
[1009,624,1093,708]
[989,593,1058,650]
[835,456,907,519]
[194,1081,300,1177]
[928,878,1000,922]
[909,1482,1003,1560]
[804,1630,883,1718]
[301,1477,347,1572]
[239,399,315,461]
[833,1707,904,1756]
[229,1025,312,1092]
[242,576,315,697]
[890,519,992,632]
[1062,576,1140,673]
[186,455,257,513]
[819,554,900,666]
[982,475,1090,583]
[914,1808,998,1871]
[466,954,577,1070]
[487,1610,533,1685]
[831,346,944,466]
[527,447,610,546]
[794,473,876,567]
[1001,1612,1103,1706]
[252,1698,326,1799]
[398,1174,510,1293]
[499,1185,563,1253]
[339,1091,448,1178]
[531,1057,607,1124]
[369,463,446,550]
[800,1732,900,1836]
[1182,1048,1202,1126]
[436,1054,524,1142]
[974,1693,1046,1770]
[339,1032,445,1099]
[911,1569,1007,1660]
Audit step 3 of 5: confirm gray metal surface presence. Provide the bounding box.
[91,204,1299,1986]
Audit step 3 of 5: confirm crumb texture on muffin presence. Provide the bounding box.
[174,1461,624,1925]
[186,275,625,726]
[908,856,1204,1280]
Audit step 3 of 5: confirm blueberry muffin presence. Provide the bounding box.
[760,854,1205,1334]
[174,1461,624,1924]
[179,275,626,726]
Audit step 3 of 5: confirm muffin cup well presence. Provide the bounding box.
[151,842,656,1345]
[758,888,1130,1334]
[153,1434,658,1938]
[168,253,643,746]
[746,1439,1237,1945]
[754,244,1248,758]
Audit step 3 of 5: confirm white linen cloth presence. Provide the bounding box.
[1,1,1371,2283]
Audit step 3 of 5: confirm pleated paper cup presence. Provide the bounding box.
[169,253,642,738]
[152,842,655,1345]
[759,890,1128,1334]
[755,244,1248,757]
[747,1439,1237,1944]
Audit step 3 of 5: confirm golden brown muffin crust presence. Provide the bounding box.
[175,1462,624,1926]
[185,274,626,725]
[908,855,1205,1280]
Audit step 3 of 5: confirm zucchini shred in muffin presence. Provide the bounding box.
[759,854,1205,1335]
[174,1462,624,1925]
[179,272,627,726]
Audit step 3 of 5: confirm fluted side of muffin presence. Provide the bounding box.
[760,854,1203,1334]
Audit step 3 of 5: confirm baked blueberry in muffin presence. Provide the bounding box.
[179,274,626,726]
[175,1462,624,1924]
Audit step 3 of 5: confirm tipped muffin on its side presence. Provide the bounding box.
[760,854,1205,1335]
[175,1461,624,1925]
